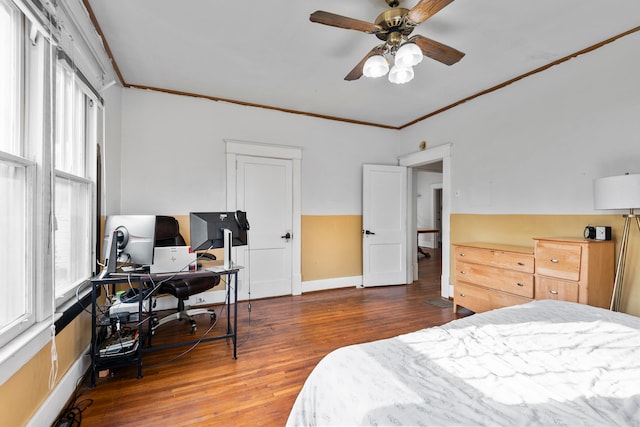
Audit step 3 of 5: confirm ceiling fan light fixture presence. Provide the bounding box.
[395,42,423,67]
[363,55,389,78]
[388,64,414,84]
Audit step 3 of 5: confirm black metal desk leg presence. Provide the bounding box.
[90,282,97,388]
[233,271,238,359]
[226,272,232,335]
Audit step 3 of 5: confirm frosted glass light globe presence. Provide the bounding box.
[363,55,389,78]
[395,43,423,67]
[388,65,414,84]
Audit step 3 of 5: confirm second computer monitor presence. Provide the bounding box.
[189,211,249,251]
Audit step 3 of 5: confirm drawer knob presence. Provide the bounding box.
[459,293,465,297]
[516,283,524,287]
[460,271,466,275]
[549,290,559,295]
[550,259,559,263]
[460,253,465,257]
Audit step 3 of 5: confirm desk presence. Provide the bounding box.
[89,266,239,387]
[417,228,440,258]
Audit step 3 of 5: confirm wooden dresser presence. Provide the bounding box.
[453,239,615,313]
[534,237,614,309]
[453,242,535,313]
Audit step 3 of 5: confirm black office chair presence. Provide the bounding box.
[152,216,219,333]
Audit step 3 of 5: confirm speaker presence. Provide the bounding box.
[583,226,596,239]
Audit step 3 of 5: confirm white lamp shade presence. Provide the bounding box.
[593,173,640,209]
[395,43,423,67]
[388,65,414,84]
[363,55,389,78]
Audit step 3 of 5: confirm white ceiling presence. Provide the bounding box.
[86,0,640,129]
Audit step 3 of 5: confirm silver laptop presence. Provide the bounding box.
[151,246,196,274]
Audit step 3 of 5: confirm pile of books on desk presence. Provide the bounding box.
[98,330,139,357]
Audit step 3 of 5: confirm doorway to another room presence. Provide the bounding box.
[399,143,452,299]
[415,164,443,276]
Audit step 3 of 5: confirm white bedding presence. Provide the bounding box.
[287,300,640,426]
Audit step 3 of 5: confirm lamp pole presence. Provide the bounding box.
[611,209,640,311]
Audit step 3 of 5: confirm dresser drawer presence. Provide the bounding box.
[454,246,533,273]
[455,261,534,298]
[535,276,579,303]
[535,241,582,281]
[454,281,532,313]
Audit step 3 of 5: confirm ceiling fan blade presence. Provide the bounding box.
[344,45,386,81]
[310,10,383,34]
[406,0,454,26]
[411,35,464,65]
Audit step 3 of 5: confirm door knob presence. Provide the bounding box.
[281,232,291,240]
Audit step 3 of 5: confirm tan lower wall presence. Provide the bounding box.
[450,214,640,316]
[301,215,363,282]
[0,311,92,426]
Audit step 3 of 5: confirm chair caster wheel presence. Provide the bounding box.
[190,320,197,334]
[210,313,217,322]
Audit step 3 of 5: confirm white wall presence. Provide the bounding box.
[101,85,123,215]
[119,89,398,215]
[397,32,640,215]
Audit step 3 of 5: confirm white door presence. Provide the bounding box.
[236,155,293,299]
[362,164,408,286]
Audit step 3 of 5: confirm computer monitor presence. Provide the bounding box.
[100,215,156,278]
[190,211,249,269]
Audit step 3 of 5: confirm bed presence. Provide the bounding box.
[286,300,640,426]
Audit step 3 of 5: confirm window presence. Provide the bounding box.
[54,60,97,300]
[0,0,35,347]
[0,0,101,352]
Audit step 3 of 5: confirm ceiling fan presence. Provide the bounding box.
[310,0,465,83]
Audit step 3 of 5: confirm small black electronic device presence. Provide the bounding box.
[584,225,611,241]
[584,226,596,239]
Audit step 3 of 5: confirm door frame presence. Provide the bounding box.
[225,140,302,295]
[398,143,452,298]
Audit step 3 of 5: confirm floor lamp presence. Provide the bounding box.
[593,173,640,312]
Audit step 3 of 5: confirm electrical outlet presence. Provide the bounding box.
[196,297,206,303]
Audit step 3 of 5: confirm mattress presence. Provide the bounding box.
[286,300,640,426]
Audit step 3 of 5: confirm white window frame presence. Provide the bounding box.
[53,58,98,304]
[1,0,107,386]
[0,0,37,349]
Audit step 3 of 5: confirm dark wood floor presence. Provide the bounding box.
[68,249,467,426]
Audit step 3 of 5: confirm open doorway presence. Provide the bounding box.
[416,164,443,256]
[399,143,452,299]
[414,164,443,286]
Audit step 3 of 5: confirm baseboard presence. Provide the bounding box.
[27,346,91,427]
[302,276,363,293]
